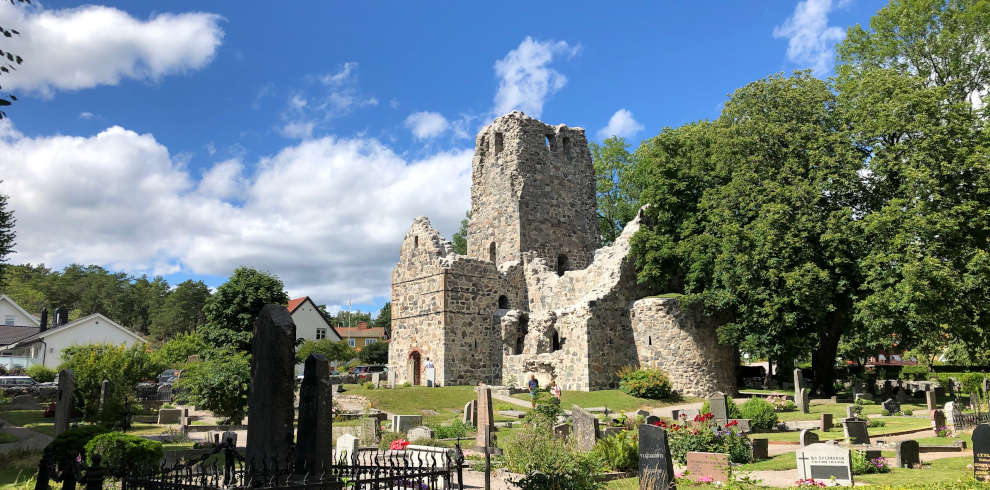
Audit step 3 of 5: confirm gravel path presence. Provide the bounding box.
[0,415,54,454]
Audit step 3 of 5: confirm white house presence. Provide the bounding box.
[288,296,341,343]
[0,295,146,369]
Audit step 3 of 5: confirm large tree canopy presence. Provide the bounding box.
[200,267,288,351]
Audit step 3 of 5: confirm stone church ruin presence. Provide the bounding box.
[389,111,735,395]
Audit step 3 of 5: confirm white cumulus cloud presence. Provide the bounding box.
[0,5,224,96]
[404,111,450,139]
[773,0,846,75]
[492,37,580,117]
[597,109,644,140]
[0,121,472,306]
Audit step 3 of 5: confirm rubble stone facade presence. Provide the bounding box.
[389,111,735,395]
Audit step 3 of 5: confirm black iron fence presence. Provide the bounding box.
[121,447,464,490]
[952,410,990,430]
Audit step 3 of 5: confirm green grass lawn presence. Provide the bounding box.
[0,449,41,488]
[772,400,928,422]
[757,416,930,442]
[913,431,973,447]
[737,452,797,471]
[342,385,476,425]
[0,410,54,436]
[0,432,18,444]
[512,390,700,412]
[856,456,979,487]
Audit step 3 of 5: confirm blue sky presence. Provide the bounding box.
[0,0,884,314]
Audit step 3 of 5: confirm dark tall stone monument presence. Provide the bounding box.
[895,440,920,468]
[475,385,495,449]
[926,389,937,411]
[54,369,74,436]
[99,379,109,415]
[572,406,600,453]
[638,424,675,490]
[973,424,990,482]
[294,353,332,475]
[247,305,297,467]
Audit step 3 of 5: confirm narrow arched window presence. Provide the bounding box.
[551,329,561,352]
[489,242,497,263]
[498,295,509,309]
[556,254,568,276]
[414,236,419,249]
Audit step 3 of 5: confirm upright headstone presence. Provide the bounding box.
[462,400,477,426]
[672,408,700,421]
[794,369,804,412]
[796,443,854,486]
[751,438,769,461]
[475,385,495,449]
[845,405,858,420]
[945,402,961,433]
[895,388,910,403]
[972,392,983,412]
[54,369,74,436]
[973,424,990,482]
[686,452,730,483]
[99,379,109,415]
[360,417,381,445]
[336,434,359,460]
[926,390,938,411]
[645,415,661,425]
[371,372,381,389]
[800,429,820,447]
[708,392,728,423]
[572,405,600,452]
[553,424,570,439]
[295,353,332,475]
[931,409,947,435]
[800,388,811,414]
[408,426,434,441]
[246,305,297,467]
[843,419,870,445]
[882,398,900,414]
[638,424,675,490]
[895,440,920,468]
[821,413,833,432]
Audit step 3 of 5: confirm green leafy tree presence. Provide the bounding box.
[374,302,391,338]
[296,338,355,364]
[358,340,388,365]
[150,331,208,368]
[0,188,15,288]
[451,211,470,254]
[150,280,210,340]
[199,267,288,351]
[837,0,990,105]
[0,2,26,119]
[331,309,371,328]
[59,343,160,427]
[590,137,640,245]
[174,348,250,424]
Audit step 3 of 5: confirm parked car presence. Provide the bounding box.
[0,375,39,388]
[157,369,181,384]
[350,365,387,380]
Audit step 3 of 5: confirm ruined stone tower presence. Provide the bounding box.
[389,112,736,395]
[467,113,598,272]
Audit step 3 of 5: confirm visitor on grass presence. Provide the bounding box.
[528,374,540,408]
[549,378,561,403]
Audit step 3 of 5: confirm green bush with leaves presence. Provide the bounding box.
[617,367,674,400]
[738,397,777,432]
[527,391,563,424]
[174,348,250,424]
[960,372,985,396]
[429,419,474,439]
[296,339,355,364]
[589,431,637,472]
[59,343,160,427]
[503,424,604,490]
[47,425,106,465]
[899,365,929,381]
[699,397,742,419]
[851,450,889,474]
[84,432,163,474]
[25,364,56,383]
[378,431,404,451]
[661,414,751,464]
[150,331,208,368]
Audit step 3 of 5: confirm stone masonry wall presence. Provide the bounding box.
[629,297,737,397]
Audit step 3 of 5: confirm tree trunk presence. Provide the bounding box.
[812,309,847,397]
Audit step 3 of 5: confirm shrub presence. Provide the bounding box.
[362,381,375,390]
[84,432,163,474]
[899,365,929,381]
[47,425,106,465]
[739,397,777,432]
[528,391,563,424]
[503,425,604,490]
[868,419,886,428]
[960,372,985,395]
[430,419,474,439]
[59,343,160,427]
[658,414,751,464]
[765,393,796,412]
[851,450,889,474]
[699,398,743,419]
[378,431,404,451]
[174,348,250,424]
[617,367,674,400]
[25,365,56,383]
[590,431,637,471]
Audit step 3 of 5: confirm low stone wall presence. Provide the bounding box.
[629,297,736,398]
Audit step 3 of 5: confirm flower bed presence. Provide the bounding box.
[652,412,751,464]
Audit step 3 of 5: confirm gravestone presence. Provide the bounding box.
[602,427,623,438]
[408,426,434,441]
[475,385,495,449]
[972,392,982,412]
[391,415,423,433]
[973,424,990,482]
[725,419,751,433]
[360,417,381,445]
[751,438,769,460]
[462,400,477,426]
[845,405,858,420]
[221,430,238,447]
[895,388,910,403]
[246,305,297,467]
[553,423,570,439]
[638,424,675,490]
[686,451,729,483]
[796,443,853,486]
[157,408,182,424]
[800,388,811,414]
[708,392,728,423]
[295,353,333,475]
[800,429,820,447]
[793,368,803,396]
[821,413,833,432]
[843,419,870,445]
[371,372,381,388]
[672,408,699,421]
[636,409,650,418]
[895,440,920,469]
[99,379,109,415]
[931,409,947,435]
[882,398,900,414]
[10,394,39,410]
[945,402,961,432]
[336,434,359,459]
[54,369,74,436]
[572,406,599,452]
[645,415,661,425]
[926,390,937,411]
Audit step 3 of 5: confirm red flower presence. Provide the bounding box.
[726,420,738,427]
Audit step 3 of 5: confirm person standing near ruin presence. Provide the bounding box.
[549,379,561,403]
[528,374,540,408]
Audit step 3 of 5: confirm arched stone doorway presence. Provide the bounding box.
[408,351,422,385]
